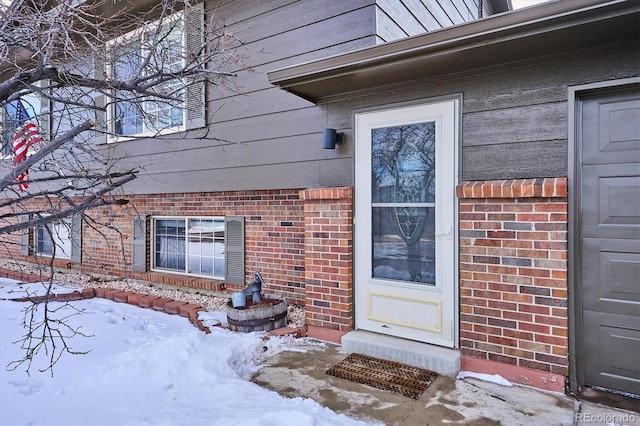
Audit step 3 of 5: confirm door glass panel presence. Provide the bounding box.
[371,122,436,284]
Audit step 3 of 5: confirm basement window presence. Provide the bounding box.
[35,218,73,259]
[151,217,225,278]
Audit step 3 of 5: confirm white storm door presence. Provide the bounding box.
[354,100,458,348]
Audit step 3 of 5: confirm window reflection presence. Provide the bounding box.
[153,217,225,278]
[371,122,436,284]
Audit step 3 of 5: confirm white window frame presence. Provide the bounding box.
[106,11,187,142]
[151,216,226,279]
[35,217,73,260]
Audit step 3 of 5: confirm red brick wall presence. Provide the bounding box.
[299,187,353,332]
[0,215,23,258]
[456,178,568,381]
[0,197,95,262]
[1,190,307,302]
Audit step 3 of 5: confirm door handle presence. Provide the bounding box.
[435,225,452,240]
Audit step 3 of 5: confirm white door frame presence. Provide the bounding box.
[354,97,460,348]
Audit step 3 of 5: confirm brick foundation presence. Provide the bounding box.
[1,187,355,334]
[456,178,568,391]
[2,177,570,387]
[1,190,306,302]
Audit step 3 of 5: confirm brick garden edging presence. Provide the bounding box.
[1,269,307,339]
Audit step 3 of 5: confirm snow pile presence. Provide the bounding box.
[457,371,513,387]
[0,278,371,425]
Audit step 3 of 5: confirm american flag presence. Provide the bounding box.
[12,100,43,192]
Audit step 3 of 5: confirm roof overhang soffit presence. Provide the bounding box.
[268,0,640,103]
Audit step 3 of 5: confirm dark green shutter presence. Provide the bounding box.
[20,215,30,256]
[132,216,147,272]
[184,2,206,130]
[38,79,51,142]
[93,55,107,144]
[224,216,245,285]
[70,215,82,263]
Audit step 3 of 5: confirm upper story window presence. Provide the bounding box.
[108,15,186,138]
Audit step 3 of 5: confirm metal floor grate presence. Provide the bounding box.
[326,353,438,399]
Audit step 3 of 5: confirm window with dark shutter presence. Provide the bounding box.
[99,3,205,142]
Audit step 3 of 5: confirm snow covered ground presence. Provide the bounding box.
[0,278,372,426]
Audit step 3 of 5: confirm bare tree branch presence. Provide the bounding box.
[0,0,246,374]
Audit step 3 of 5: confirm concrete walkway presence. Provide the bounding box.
[252,343,639,426]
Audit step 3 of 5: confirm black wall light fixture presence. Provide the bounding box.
[322,128,343,149]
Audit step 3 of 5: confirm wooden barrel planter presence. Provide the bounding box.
[226,297,287,333]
